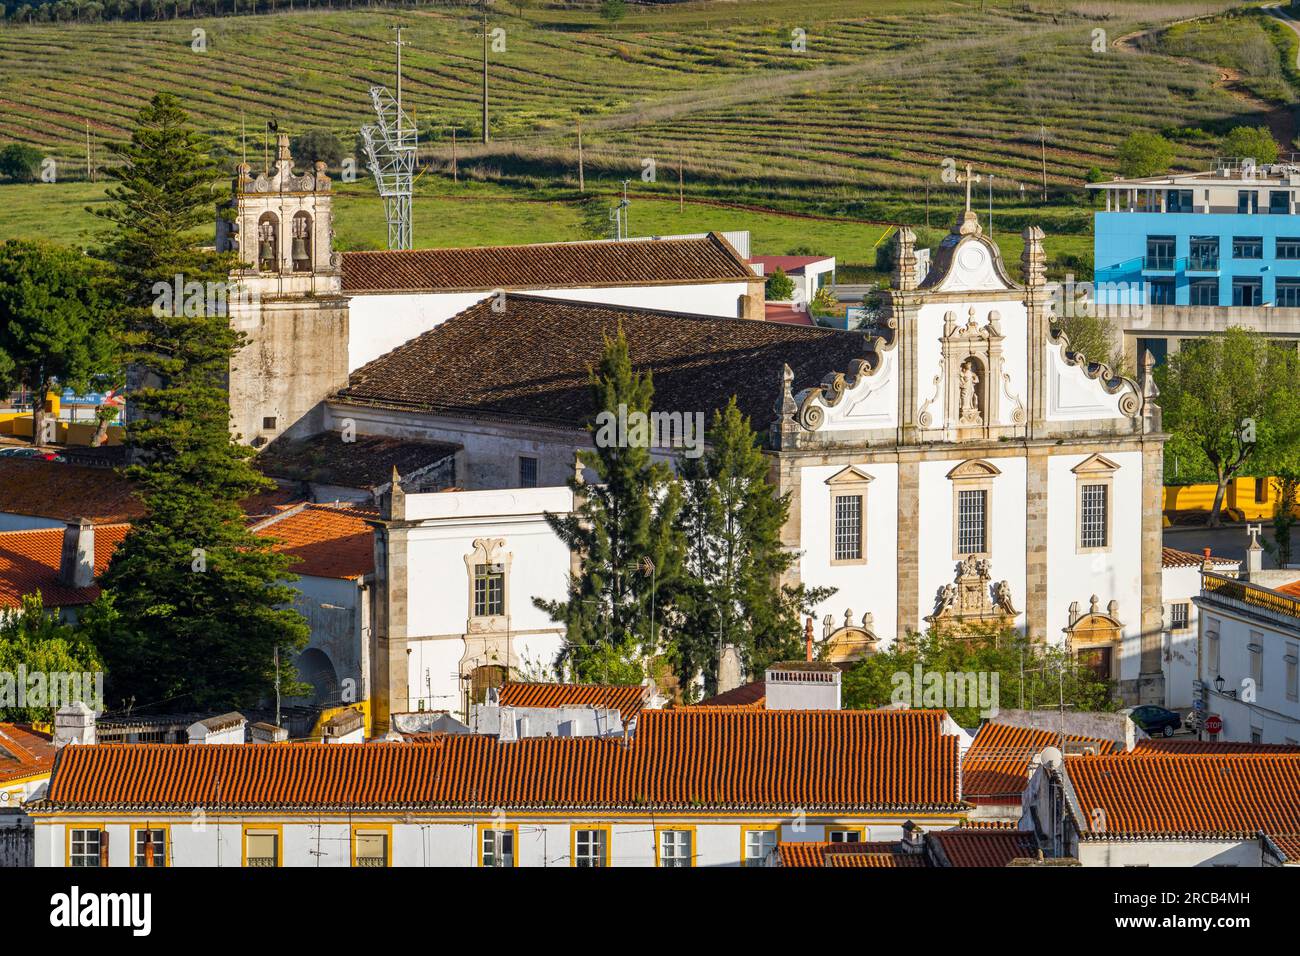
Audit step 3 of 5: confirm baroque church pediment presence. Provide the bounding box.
[945,459,1001,480]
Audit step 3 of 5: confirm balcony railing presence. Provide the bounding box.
[354,855,387,868]
[1187,254,1220,272]
[246,856,277,868]
[1201,573,1300,623]
[1142,255,1176,271]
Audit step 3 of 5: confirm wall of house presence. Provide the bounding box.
[1162,565,1203,710]
[289,574,369,706]
[1079,839,1262,867]
[347,281,755,373]
[1197,603,1300,744]
[32,814,964,867]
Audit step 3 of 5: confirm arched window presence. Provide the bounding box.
[294,647,339,705]
[256,213,279,272]
[471,664,507,705]
[291,211,313,272]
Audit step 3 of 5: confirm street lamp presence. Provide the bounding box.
[1214,674,1225,693]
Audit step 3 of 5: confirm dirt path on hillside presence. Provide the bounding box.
[1114,11,1297,152]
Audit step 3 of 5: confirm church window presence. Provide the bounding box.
[956,489,987,556]
[473,565,505,617]
[834,495,863,561]
[1080,484,1108,549]
[1170,602,1189,630]
[519,456,538,488]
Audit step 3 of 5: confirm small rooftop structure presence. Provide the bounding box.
[763,661,841,711]
[187,712,247,745]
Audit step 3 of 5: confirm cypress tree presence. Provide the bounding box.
[85,93,308,711]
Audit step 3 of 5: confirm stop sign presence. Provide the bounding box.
[1205,714,1223,735]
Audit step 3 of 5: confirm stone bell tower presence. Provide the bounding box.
[217,134,350,446]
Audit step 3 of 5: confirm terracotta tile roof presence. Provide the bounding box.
[0,523,129,609]
[252,504,375,580]
[1132,739,1300,755]
[1161,546,1239,569]
[496,682,648,722]
[777,841,926,868]
[39,709,963,812]
[340,234,754,293]
[1065,753,1300,838]
[336,294,869,433]
[0,723,55,785]
[239,486,309,523]
[929,829,1038,866]
[257,431,459,491]
[1264,832,1300,862]
[696,681,766,708]
[0,459,142,524]
[1279,579,1300,599]
[963,722,1117,804]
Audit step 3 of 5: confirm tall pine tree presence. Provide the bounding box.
[674,399,833,697]
[85,93,308,711]
[535,329,683,683]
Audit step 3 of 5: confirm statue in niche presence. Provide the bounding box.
[958,359,982,424]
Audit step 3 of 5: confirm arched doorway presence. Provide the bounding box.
[1065,598,1123,684]
[295,648,339,705]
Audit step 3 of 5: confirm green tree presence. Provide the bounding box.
[1116,131,1175,178]
[764,266,795,300]
[534,329,683,682]
[0,143,42,183]
[1267,471,1299,568]
[673,399,833,697]
[599,0,626,21]
[0,594,104,723]
[88,93,308,710]
[1156,328,1300,526]
[0,240,118,446]
[1220,125,1278,165]
[1054,312,1125,375]
[289,128,345,169]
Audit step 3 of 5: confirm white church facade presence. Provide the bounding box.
[218,143,1166,723]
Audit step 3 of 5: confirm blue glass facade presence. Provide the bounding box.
[1093,211,1300,307]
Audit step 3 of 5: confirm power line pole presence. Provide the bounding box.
[480,0,490,144]
[1040,124,1048,202]
[577,115,584,192]
[451,125,458,183]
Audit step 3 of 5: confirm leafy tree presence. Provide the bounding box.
[0,143,42,183]
[1267,471,1299,568]
[1116,131,1174,178]
[88,93,308,710]
[599,0,626,21]
[0,240,117,446]
[289,128,345,169]
[764,266,795,300]
[0,594,104,723]
[673,399,833,697]
[1156,328,1300,526]
[1220,125,1278,165]
[534,329,684,681]
[811,284,838,314]
[841,627,1115,727]
[1054,311,1125,375]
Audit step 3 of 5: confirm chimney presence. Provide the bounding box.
[59,518,95,589]
[250,721,289,744]
[901,820,924,853]
[1245,525,1264,580]
[53,701,96,748]
[805,616,814,662]
[764,662,841,711]
[187,712,247,744]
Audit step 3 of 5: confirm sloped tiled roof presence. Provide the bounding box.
[929,829,1038,867]
[963,722,1117,804]
[1132,739,1300,755]
[257,431,459,491]
[1264,832,1300,863]
[0,459,142,524]
[1161,547,1239,569]
[39,709,963,812]
[0,724,55,785]
[696,680,766,708]
[0,523,129,609]
[252,504,375,580]
[496,682,647,723]
[777,841,927,868]
[340,234,754,293]
[1279,579,1300,599]
[336,295,869,433]
[1066,753,1300,839]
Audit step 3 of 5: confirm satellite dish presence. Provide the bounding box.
[1039,746,1063,770]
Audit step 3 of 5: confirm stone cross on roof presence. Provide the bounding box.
[957,163,981,213]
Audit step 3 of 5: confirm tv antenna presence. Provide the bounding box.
[360,26,418,249]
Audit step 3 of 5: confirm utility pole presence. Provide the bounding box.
[1040,124,1048,202]
[480,0,490,144]
[925,180,930,228]
[273,646,282,727]
[451,126,458,183]
[988,172,993,238]
[85,119,91,183]
[577,115,584,192]
[678,156,684,212]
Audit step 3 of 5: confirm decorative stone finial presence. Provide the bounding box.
[1020,225,1046,288]
[893,225,917,291]
[276,132,292,164]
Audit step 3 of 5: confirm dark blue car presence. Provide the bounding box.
[1124,705,1183,738]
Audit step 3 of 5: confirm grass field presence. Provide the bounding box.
[0,0,1287,276]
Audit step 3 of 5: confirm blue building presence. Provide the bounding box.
[1088,160,1300,366]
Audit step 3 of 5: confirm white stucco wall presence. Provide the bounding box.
[1198,603,1300,744]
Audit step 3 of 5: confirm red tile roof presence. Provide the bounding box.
[497,682,648,722]
[340,234,754,293]
[1065,753,1300,838]
[1161,547,1239,569]
[1264,832,1300,862]
[0,723,55,785]
[963,723,1117,804]
[0,524,129,609]
[252,504,375,580]
[0,460,142,524]
[696,680,766,708]
[1132,739,1300,755]
[929,829,1037,866]
[40,709,963,812]
[777,841,926,868]
[1279,579,1300,599]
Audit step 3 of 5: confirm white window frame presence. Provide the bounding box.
[70,828,102,868]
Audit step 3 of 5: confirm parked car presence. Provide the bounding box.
[1123,705,1183,738]
[0,446,65,462]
